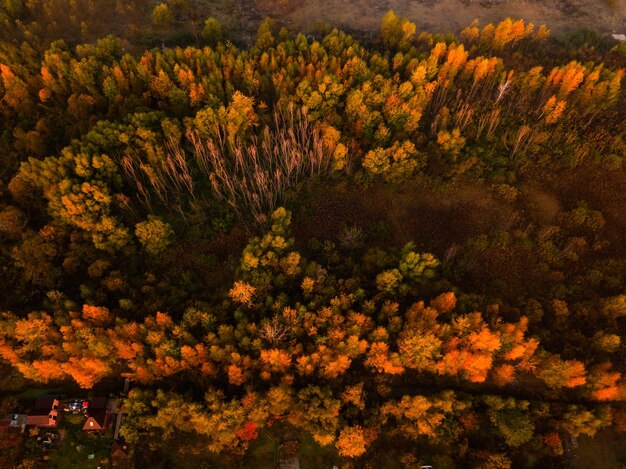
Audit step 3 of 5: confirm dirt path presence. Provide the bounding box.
[254,0,626,36]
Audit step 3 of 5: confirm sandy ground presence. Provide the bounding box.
[253,0,626,36]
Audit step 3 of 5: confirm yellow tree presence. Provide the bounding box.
[335,425,368,457]
[381,394,450,438]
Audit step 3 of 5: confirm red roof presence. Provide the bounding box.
[27,399,61,427]
[32,398,58,410]
[83,408,110,431]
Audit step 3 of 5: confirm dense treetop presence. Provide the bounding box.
[0,9,625,467]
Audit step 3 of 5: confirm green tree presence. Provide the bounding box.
[485,396,534,447]
[290,386,341,445]
[202,18,223,46]
[376,269,403,294]
[135,216,174,256]
[399,244,439,282]
[152,3,173,26]
[380,10,416,49]
[256,18,276,50]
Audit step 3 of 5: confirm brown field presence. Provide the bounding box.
[251,0,626,37]
[21,0,624,53]
[290,166,626,301]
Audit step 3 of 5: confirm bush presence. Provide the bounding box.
[202,18,223,46]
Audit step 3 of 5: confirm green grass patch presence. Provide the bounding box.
[17,388,64,400]
[47,415,113,469]
[299,432,339,469]
[574,430,626,469]
[244,430,277,469]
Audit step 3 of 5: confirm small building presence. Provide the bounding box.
[112,440,130,461]
[0,414,26,430]
[83,397,110,432]
[26,398,61,428]
[279,457,300,469]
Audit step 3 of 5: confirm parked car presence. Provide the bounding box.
[65,400,89,414]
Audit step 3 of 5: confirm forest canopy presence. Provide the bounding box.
[0,7,625,467]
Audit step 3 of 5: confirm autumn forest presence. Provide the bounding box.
[1,2,626,467]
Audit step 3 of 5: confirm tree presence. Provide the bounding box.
[234,421,259,441]
[474,452,512,469]
[202,18,223,46]
[260,348,292,374]
[229,282,256,307]
[13,312,57,351]
[592,332,621,353]
[341,383,365,410]
[82,304,112,326]
[485,396,534,447]
[362,141,425,183]
[0,16,624,463]
[290,386,340,444]
[398,331,442,371]
[335,425,368,457]
[18,151,131,252]
[587,363,621,401]
[559,406,607,438]
[60,356,112,389]
[11,228,63,288]
[491,18,535,50]
[437,128,466,159]
[365,342,404,375]
[537,354,587,389]
[135,216,174,255]
[376,269,403,294]
[0,206,26,238]
[3,0,23,15]
[380,11,416,49]
[381,394,448,438]
[399,245,439,282]
[603,295,626,318]
[265,386,292,416]
[0,428,23,468]
[256,18,276,50]
[430,292,456,313]
[152,3,173,26]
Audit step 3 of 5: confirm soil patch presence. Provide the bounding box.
[292,179,517,256]
[526,166,626,257]
[293,166,625,302]
[521,183,562,224]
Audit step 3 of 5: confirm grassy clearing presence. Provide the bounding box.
[574,429,626,468]
[17,387,64,400]
[298,432,339,468]
[245,431,277,468]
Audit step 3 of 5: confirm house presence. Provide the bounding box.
[26,398,61,428]
[82,397,110,432]
[111,440,130,461]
